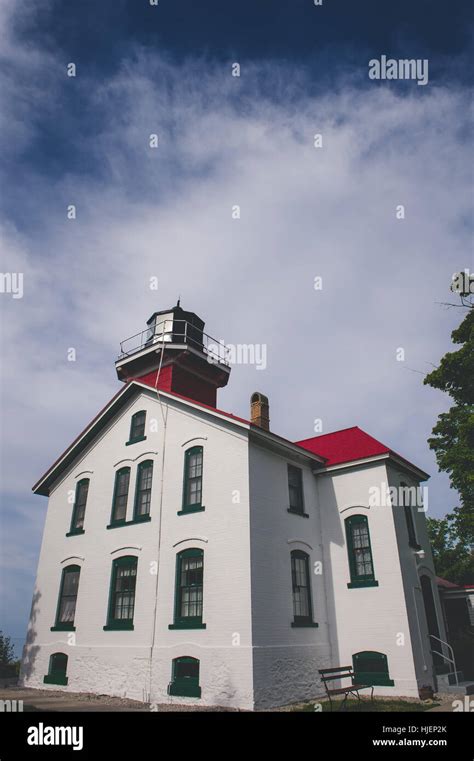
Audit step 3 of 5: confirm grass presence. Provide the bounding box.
[293,698,440,712]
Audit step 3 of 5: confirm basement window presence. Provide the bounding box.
[168,657,201,698]
[352,651,394,687]
[43,652,68,686]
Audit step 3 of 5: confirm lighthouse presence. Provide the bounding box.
[115,302,230,407]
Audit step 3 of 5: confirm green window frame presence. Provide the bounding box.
[169,548,206,629]
[110,467,130,525]
[104,555,138,630]
[133,460,154,520]
[43,652,68,686]
[126,410,147,445]
[168,656,201,698]
[290,550,317,627]
[180,446,204,514]
[352,651,394,687]
[345,514,379,588]
[67,478,89,535]
[51,565,80,631]
[401,482,421,549]
[287,465,307,516]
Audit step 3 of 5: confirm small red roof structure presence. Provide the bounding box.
[295,426,390,466]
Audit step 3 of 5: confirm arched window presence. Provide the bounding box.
[290,550,317,627]
[345,514,378,588]
[52,565,80,631]
[68,479,89,535]
[133,460,153,520]
[110,467,131,525]
[127,410,147,445]
[44,652,68,686]
[104,555,138,630]
[168,656,201,698]
[181,446,204,514]
[352,651,394,686]
[170,549,205,629]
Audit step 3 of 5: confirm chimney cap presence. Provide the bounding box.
[251,391,269,405]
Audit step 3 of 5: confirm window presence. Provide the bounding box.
[133,460,153,520]
[127,410,146,445]
[110,467,130,524]
[401,482,420,549]
[290,550,317,627]
[68,479,89,535]
[287,465,307,516]
[352,651,394,686]
[43,652,68,686]
[345,514,378,588]
[169,548,206,629]
[168,656,201,698]
[180,446,204,514]
[51,565,80,631]
[104,556,137,630]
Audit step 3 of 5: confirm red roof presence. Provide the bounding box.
[295,426,390,466]
[436,576,460,589]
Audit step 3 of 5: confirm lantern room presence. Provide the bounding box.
[115,303,231,407]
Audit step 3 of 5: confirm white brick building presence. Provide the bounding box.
[20,304,448,709]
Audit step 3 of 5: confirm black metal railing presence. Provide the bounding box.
[118,319,230,367]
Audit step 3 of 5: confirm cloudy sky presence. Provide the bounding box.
[0,0,472,652]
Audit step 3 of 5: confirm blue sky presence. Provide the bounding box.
[0,0,472,654]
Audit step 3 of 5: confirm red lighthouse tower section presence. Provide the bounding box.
[115,304,230,408]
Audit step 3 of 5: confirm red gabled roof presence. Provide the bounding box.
[295,426,390,466]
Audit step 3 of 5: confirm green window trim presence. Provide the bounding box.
[43,653,68,686]
[126,410,147,445]
[347,579,379,589]
[290,550,317,627]
[69,479,89,534]
[168,656,201,698]
[345,514,378,587]
[105,555,138,629]
[172,548,205,628]
[287,464,305,515]
[43,674,68,686]
[54,565,80,629]
[181,446,204,513]
[133,460,154,521]
[106,515,151,529]
[287,508,309,518]
[110,467,131,525]
[352,651,395,687]
[66,528,85,537]
[177,505,205,516]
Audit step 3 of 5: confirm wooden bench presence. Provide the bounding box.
[319,666,374,711]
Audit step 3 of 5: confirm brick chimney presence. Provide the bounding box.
[250,392,270,431]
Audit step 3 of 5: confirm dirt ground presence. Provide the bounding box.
[0,684,464,712]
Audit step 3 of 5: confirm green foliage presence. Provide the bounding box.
[426,514,474,585]
[0,631,15,665]
[424,309,474,544]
